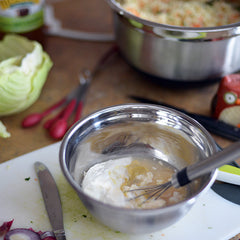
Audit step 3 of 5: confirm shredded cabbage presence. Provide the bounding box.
[0,120,10,138]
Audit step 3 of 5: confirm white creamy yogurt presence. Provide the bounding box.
[82,157,132,207]
[81,155,187,209]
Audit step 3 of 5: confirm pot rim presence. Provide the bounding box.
[107,0,240,40]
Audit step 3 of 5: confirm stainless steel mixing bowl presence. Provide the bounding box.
[59,104,218,234]
[106,0,240,82]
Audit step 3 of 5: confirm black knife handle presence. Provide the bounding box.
[188,113,240,141]
[129,96,240,141]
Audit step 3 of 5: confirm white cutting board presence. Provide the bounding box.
[0,142,240,240]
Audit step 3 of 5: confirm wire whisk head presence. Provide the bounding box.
[125,181,172,204]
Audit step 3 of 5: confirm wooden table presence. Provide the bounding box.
[0,0,239,239]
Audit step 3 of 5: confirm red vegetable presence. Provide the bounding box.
[42,236,56,240]
[0,220,13,236]
[0,220,57,240]
[40,231,56,240]
[4,228,41,240]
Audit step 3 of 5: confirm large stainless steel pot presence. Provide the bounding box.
[106,0,240,82]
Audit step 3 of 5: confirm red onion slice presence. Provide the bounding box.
[40,231,56,240]
[0,220,13,236]
[4,228,41,240]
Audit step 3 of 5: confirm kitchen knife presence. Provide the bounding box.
[34,161,66,240]
[129,95,240,141]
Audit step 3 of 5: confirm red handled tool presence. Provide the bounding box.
[22,45,119,140]
[22,69,91,140]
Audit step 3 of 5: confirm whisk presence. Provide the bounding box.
[127,141,240,202]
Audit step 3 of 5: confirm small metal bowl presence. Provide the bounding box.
[59,104,218,234]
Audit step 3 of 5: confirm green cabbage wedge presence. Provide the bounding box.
[0,34,53,116]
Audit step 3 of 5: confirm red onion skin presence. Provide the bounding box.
[4,228,41,240]
[40,231,56,240]
[0,220,13,237]
[1,221,56,240]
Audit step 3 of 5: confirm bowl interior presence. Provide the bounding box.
[60,104,217,205]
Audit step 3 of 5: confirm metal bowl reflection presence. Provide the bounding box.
[59,104,218,234]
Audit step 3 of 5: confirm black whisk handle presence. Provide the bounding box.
[172,141,240,188]
[175,168,191,187]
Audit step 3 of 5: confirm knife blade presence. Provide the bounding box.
[34,162,66,240]
[129,95,240,141]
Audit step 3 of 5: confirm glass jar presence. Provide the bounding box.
[0,0,45,44]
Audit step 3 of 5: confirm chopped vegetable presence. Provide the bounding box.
[0,120,10,138]
[0,220,56,240]
[119,0,240,27]
[4,229,41,240]
[0,220,13,236]
[40,232,56,240]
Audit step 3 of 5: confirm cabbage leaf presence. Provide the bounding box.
[0,34,53,116]
[0,120,10,138]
